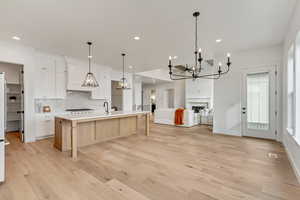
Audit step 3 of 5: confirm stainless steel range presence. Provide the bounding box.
[65,108,94,115]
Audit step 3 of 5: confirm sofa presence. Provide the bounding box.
[154,109,200,127]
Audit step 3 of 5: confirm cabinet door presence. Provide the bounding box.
[91,68,111,100]
[67,62,92,91]
[35,53,56,98]
[35,114,54,139]
[54,56,66,99]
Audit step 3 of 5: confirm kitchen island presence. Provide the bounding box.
[54,111,150,160]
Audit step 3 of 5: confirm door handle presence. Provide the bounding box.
[242,112,246,114]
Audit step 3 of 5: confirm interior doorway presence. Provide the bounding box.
[150,89,156,113]
[111,80,123,111]
[241,66,277,140]
[0,62,25,143]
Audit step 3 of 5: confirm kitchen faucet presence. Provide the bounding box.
[103,100,109,114]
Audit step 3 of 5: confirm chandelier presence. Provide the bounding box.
[82,42,99,87]
[168,11,231,80]
[117,53,131,89]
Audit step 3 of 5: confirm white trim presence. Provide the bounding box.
[286,128,300,146]
[35,135,54,140]
[213,128,242,137]
[286,127,295,136]
[284,141,300,183]
[241,66,277,140]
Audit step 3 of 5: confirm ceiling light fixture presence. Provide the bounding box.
[168,11,231,80]
[12,36,21,41]
[81,42,99,88]
[117,53,131,90]
[216,39,222,43]
[134,36,140,40]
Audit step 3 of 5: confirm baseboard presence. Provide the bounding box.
[213,128,242,137]
[283,140,300,184]
[36,135,54,141]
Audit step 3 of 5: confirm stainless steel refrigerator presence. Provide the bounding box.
[0,72,6,182]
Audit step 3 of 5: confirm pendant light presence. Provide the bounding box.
[81,42,99,87]
[117,53,131,90]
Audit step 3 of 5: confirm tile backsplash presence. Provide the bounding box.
[35,91,106,113]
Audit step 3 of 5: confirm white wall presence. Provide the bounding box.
[185,78,214,109]
[282,0,300,181]
[142,80,185,110]
[0,62,22,84]
[111,81,123,111]
[133,76,142,110]
[136,69,171,82]
[0,41,36,142]
[111,70,133,111]
[213,45,282,136]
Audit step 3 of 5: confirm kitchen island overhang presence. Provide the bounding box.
[54,111,150,160]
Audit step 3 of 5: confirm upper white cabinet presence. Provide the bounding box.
[66,58,92,91]
[54,56,67,99]
[91,66,111,100]
[34,53,66,99]
[66,58,111,100]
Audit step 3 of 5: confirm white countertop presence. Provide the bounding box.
[55,110,150,121]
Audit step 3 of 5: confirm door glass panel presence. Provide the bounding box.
[247,72,269,130]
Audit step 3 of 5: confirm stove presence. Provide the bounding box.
[66,108,94,115]
[65,108,93,112]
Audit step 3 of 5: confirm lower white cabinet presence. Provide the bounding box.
[35,114,55,139]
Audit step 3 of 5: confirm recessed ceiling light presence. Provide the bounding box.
[128,65,133,69]
[216,39,222,43]
[134,36,140,40]
[12,36,21,41]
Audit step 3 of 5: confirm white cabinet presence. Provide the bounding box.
[66,59,92,91]
[66,57,111,100]
[54,56,67,99]
[91,67,111,100]
[34,53,66,99]
[35,53,56,98]
[35,114,54,139]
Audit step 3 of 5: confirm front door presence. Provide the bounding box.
[241,66,277,140]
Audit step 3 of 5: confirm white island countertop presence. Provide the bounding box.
[55,110,150,121]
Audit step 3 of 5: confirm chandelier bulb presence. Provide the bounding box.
[227,53,231,58]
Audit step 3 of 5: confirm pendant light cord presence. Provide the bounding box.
[122,53,125,81]
[88,42,92,73]
[194,14,198,70]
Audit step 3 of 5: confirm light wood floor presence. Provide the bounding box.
[1,123,300,200]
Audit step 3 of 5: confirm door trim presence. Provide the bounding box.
[241,65,278,140]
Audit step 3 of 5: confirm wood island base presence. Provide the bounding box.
[54,112,150,160]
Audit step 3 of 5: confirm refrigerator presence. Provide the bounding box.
[0,72,6,182]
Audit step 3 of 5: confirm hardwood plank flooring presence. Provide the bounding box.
[1,123,299,200]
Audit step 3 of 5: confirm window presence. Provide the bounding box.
[287,45,295,135]
[295,32,300,143]
[247,72,270,130]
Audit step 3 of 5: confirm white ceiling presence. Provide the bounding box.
[0,0,296,71]
[135,75,170,85]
